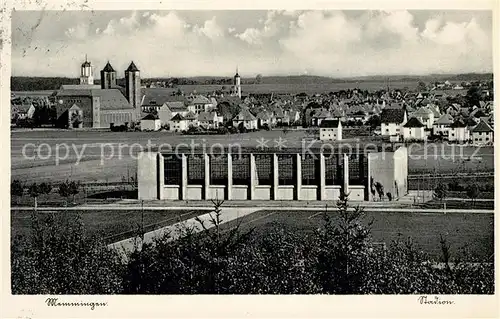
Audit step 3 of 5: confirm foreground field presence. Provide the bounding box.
[218,210,494,261]
[11,129,494,184]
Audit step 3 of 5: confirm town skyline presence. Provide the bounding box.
[12,10,493,78]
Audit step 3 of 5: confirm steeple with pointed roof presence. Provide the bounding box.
[102,61,115,72]
[125,61,141,116]
[100,61,117,89]
[126,61,140,72]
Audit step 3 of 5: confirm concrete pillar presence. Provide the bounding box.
[319,153,326,200]
[273,153,279,200]
[181,154,187,200]
[227,153,233,200]
[343,153,349,195]
[157,153,164,200]
[249,154,256,200]
[296,153,302,200]
[204,154,210,200]
[138,151,158,200]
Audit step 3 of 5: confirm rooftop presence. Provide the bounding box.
[471,120,493,133]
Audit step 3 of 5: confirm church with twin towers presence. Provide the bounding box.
[53,57,142,129]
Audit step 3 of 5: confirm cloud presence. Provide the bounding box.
[235,10,288,45]
[12,10,493,78]
[193,16,224,39]
[236,27,263,45]
[64,23,89,40]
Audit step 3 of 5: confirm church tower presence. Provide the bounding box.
[100,61,117,89]
[80,55,94,85]
[233,67,241,99]
[125,61,141,117]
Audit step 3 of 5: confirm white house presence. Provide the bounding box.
[187,95,214,114]
[410,107,434,129]
[448,119,470,143]
[470,120,494,145]
[319,119,342,141]
[402,117,426,141]
[232,108,258,130]
[184,111,199,128]
[256,111,276,128]
[380,108,407,137]
[140,113,161,131]
[433,114,454,136]
[169,113,188,132]
[198,111,222,130]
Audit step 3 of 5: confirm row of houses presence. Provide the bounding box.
[380,106,494,144]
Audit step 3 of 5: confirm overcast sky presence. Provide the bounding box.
[11,10,493,78]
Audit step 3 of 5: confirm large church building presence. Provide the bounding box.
[53,58,142,129]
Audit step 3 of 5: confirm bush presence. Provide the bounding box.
[228,126,238,134]
[11,212,123,294]
[217,127,229,134]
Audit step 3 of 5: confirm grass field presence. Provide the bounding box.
[11,208,211,245]
[218,210,494,261]
[11,129,494,184]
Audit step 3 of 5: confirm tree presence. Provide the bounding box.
[58,181,70,205]
[313,193,373,293]
[466,184,480,207]
[417,81,427,92]
[466,86,482,108]
[38,182,52,196]
[11,180,24,205]
[58,180,79,205]
[255,74,262,84]
[68,181,81,203]
[29,183,41,208]
[433,183,448,202]
[366,115,381,129]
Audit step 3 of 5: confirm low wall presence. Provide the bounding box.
[325,185,341,200]
[348,185,365,201]
[300,185,317,200]
[231,185,248,200]
[276,185,294,200]
[254,185,271,200]
[186,185,203,200]
[163,185,179,200]
[207,186,225,200]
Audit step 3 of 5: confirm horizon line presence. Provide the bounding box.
[10,72,494,79]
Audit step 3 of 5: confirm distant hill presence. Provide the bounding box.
[11,73,493,92]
